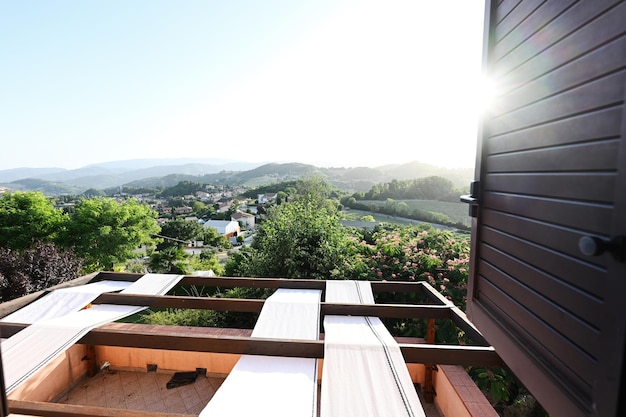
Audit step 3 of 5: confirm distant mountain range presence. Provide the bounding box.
[0,159,473,195]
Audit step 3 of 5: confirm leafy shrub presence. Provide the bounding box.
[0,241,83,302]
[140,308,220,327]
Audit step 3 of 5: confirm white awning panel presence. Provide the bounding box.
[321,280,425,417]
[200,288,321,417]
[1,273,184,394]
[1,280,132,324]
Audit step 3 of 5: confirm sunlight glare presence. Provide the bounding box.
[476,74,497,116]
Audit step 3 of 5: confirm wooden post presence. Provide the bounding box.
[85,345,98,377]
[424,318,436,403]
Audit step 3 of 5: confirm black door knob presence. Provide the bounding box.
[579,236,626,262]
[578,236,606,256]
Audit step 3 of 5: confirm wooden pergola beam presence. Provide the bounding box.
[174,275,433,295]
[8,400,194,417]
[91,293,452,319]
[93,293,266,312]
[0,321,500,367]
[93,272,434,295]
[74,322,501,366]
[80,323,324,358]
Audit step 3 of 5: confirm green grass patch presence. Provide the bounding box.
[359,199,470,227]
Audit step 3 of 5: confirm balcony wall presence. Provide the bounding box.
[7,339,496,417]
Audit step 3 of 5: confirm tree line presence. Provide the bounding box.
[351,176,466,202]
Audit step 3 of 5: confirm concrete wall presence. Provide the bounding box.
[433,365,499,417]
[8,344,91,403]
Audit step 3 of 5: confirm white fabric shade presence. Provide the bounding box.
[321,280,425,417]
[200,288,321,417]
[1,273,184,394]
[1,280,132,324]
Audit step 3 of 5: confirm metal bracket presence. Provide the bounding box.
[460,181,480,218]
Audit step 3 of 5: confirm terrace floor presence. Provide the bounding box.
[57,369,442,417]
[57,369,223,415]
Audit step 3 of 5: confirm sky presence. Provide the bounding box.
[1,1,486,171]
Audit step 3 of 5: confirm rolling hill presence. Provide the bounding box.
[0,159,473,195]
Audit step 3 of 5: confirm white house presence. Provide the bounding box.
[216,202,231,213]
[257,193,277,204]
[174,206,193,215]
[231,211,255,230]
[203,220,240,238]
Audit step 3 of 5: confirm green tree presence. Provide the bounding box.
[276,191,287,205]
[148,247,189,274]
[188,250,224,276]
[385,198,397,216]
[83,188,106,198]
[202,226,232,248]
[0,191,67,250]
[226,195,351,279]
[396,201,410,217]
[192,201,207,213]
[157,219,205,250]
[159,180,205,197]
[296,176,336,208]
[59,198,160,272]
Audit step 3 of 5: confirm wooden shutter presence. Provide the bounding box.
[467,1,626,416]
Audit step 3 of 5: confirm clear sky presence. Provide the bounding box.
[1,1,485,171]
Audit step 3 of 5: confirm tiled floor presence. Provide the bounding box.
[418,388,443,417]
[58,370,441,417]
[58,370,224,415]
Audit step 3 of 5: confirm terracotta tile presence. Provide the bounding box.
[143,388,163,403]
[164,392,185,403]
[182,391,202,411]
[138,374,158,394]
[106,394,126,409]
[163,398,186,414]
[195,384,215,402]
[89,396,107,408]
[56,370,228,414]
[189,401,209,415]
[145,399,168,413]
[129,395,149,410]
[454,385,477,402]
[478,401,500,417]
[208,377,225,391]
[465,401,487,417]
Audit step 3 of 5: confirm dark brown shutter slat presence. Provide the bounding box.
[494,0,576,53]
[480,227,606,298]
[495,36,626,115]
[477,277,596,389]
[487,107,622,153]
[488,71,625,136]
[494,0,621,77]
[486,139,620,172]
[480,242,604,329]
[484,172,616,202]
[478,259,599,357]
[495,0,524,25]
[493,0,546,44]
[483,192,613,233]
[482,209,610,265]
